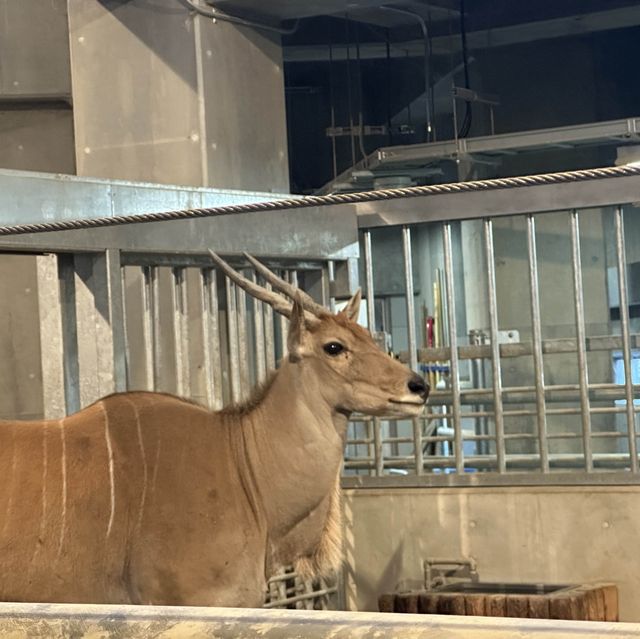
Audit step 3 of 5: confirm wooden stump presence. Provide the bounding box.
[379,583,618,621]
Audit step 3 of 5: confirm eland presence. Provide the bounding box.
[0,252,428,607]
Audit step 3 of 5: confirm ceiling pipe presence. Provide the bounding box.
[381,5,434,142]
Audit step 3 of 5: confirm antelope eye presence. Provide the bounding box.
[323,342,345,356]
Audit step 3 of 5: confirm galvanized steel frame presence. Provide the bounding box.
[347,171,640,486]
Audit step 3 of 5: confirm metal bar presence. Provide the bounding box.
[343,470,640,489]
[402,226,423,475]
[171,267,190,397]
[58,253,80,414]
[141,267,156,390]
[569,210,593,471]
[363,230,376,332]
[443,223,463,473]
[278,270,289,359]
[73,250,127,402]
[354,172,640,229]
[251,271,267,384]
[236,272,250,398]
[526,215,549,472]
[615,205,638,473]
[373,417,383,476]
[225,277,241,404]
[344,451,640,471]
[264,282,277,372]
[107,250,128,393]
[36,254,66,418]
[263,586,338,609]
[200,269,223,410]
[484,219,505,473]
[327,260,336,312]
[410,332,640,362]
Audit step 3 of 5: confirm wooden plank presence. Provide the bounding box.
[395,593,419,614]
[550,592,587,621]
[578,587,603,621]
[378,594,395,613]
[464,594,486,616]
[528,596,550,619]
[437,593,466,615]
[506,596,529,618]
[485,595,507,616]
[599,583,619,622]
[418,593,439,614]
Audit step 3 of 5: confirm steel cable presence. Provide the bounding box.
[0,165,638,236]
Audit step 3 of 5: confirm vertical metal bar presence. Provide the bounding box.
[569,210,593,471]
[615,206,638,472]
[225,277,242,403]
[403,227,418,372]
[526,214,549,472]
[264,282,276,371]
[200,269,214,409]
[326,261,336,312]
[363,230,376,332]
[373,417,383,476]
[73,251,126,402]
[236,272,250,399]
[251,271,267,384]
[141,267,155,390]
[483,219,506,473]
[105,249,127,393]
[71,254,100,408]
[443,223,463,474]
[171,267,190,397]
[402,226,423,474]
[36,254,67,419]
[278,270,289,359]
[201,269,223,409]
[58,254,80,414]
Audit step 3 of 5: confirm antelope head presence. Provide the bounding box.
[209,251,429,418]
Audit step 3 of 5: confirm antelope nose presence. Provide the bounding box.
[408,375,429,400]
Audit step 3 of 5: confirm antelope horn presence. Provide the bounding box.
[243,252,328,318]
[208,251,319,324]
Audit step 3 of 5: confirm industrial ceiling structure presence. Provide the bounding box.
[200,0,640,193]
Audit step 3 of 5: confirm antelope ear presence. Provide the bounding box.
[340,288,362,322]
[287,294,309,362]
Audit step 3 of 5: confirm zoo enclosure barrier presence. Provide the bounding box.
[2,167,640,489]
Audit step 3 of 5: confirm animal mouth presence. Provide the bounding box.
[388,399,426,406]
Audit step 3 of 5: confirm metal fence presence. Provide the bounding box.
[344,188,640,485]
[2,169,640,486]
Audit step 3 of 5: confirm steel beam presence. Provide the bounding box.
[355,173,640,228]
[0,206,359,260]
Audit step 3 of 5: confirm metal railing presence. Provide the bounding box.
[345,188,640,484]
[2,167,640,487]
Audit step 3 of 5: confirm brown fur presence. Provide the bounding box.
[0,297,426,607]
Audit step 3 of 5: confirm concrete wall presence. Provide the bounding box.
[67,0,289,191]
[344,486,640,621]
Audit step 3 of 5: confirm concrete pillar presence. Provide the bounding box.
[67,0,289,191]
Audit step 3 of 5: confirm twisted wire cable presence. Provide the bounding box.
[0,165,638,236]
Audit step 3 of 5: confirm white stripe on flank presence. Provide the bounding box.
[32,426,49,564]
[57,420,67,559]
[102,403,116,538]
[124,398,148,532]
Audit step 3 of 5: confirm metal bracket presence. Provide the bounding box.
[423,557,479,590]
